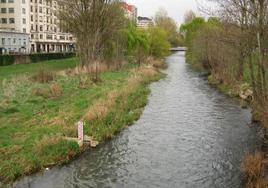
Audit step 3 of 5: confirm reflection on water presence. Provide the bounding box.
[14,52,262,188]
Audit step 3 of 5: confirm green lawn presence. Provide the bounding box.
[0,58,78,81]
[0,58,164,184]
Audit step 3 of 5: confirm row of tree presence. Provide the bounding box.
[181,0,268,109]
[56,0,182,81]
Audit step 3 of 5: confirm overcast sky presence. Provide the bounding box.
[126,0,212,24]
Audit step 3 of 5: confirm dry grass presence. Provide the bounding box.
[83,67,153,122]
[32,82,62,98]
[79,75,93,89]
[1,76,32,103]
[50,83,62,97]
[31,68,55,83]
[147,57,167,69]
[242,151,268,188]
[71,62,108,75]
[139,66,157,77]
[32,87,51,98]
[84,94,117,122]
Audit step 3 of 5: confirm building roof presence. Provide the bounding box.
[137,16,152,21]
[122,2,135,12]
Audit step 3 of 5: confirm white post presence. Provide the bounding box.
[77,121,84,142]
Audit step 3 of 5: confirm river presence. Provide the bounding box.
[14,52,262,188]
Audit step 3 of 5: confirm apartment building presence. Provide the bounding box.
[0,0,74,54]
[137,16,153,29]
[29,0,74,53]
[122,2,137,22]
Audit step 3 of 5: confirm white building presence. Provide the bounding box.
[0,0,74,54]
[137,16,153,29]
[0,29,30,54]
[29,0,74,53]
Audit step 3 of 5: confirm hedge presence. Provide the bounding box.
[0,53,75,66]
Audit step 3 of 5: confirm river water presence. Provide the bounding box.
[14,52,262,188]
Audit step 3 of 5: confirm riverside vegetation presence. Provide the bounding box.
[180,1,268,187]
[0,1,182,185]
[0,57,165,185]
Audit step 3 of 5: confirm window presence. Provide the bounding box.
[22,8,26,14]
[1,0,6,3]
[9,18,15,23]
[23,28,26,33]
[8,8,14,13]
[8,0,14,2]
[13,38,16,44]
[1,8,6,13]
[22,18,26,24]
[1,18,7,24]
[22,0,25,4]
[1,38,5,45]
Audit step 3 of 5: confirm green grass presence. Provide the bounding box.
[0,58,165,185]
[0,58,78,82]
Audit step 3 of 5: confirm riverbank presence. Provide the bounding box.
[0,58,166,186]
[205,73,268,187]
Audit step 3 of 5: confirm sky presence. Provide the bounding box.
[126,0,212,25]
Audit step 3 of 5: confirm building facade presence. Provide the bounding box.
[0,29,30,54]
[122,2,137,22]
[137,16,153,29]
[0,0,74,54]
[29,0,74,53]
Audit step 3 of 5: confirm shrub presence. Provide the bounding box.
[29,53,75,63]
[0,55,16,66]
[0,53,75,66]
[241,151,267,188]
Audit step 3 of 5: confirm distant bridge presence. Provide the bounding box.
[170,47,187,52]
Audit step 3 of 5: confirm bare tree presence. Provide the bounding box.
[206,0,268,104]
[154,8,182,47]
[184,10,196,23]
[57,0,125,81]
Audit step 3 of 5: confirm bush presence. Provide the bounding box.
[29,53,75,63]
[241,151,267,188]
[0,55,16,66]
[0,53,75,66]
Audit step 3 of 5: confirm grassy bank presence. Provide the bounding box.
[0,58,165,185]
